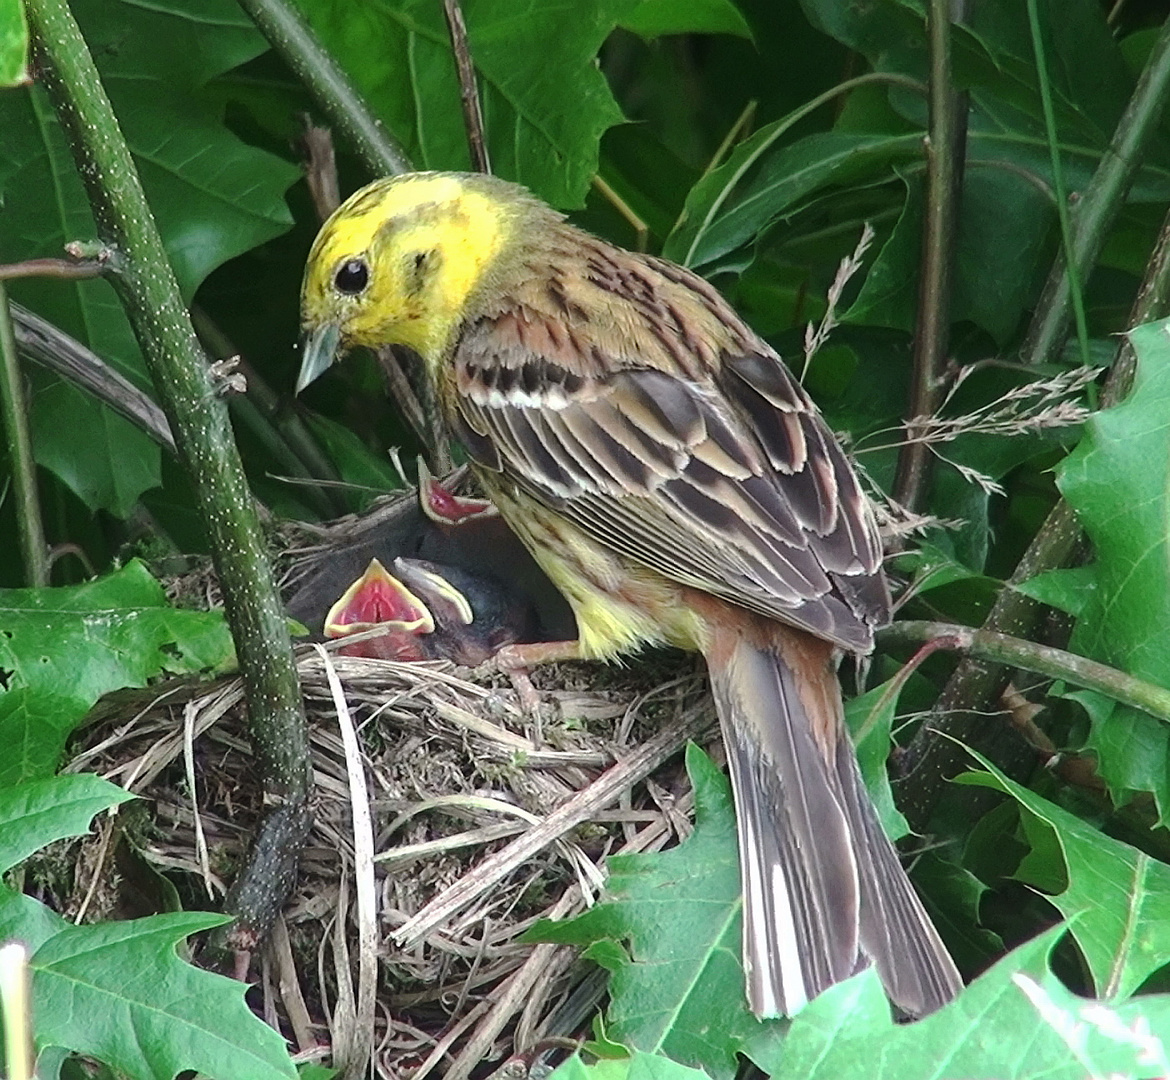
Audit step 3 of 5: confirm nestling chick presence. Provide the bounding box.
[324,556,534,665]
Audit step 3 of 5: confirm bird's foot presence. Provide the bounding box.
[487,640,581,736]
[494,640,583,669]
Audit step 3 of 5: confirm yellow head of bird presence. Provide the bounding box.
[297,171,551,393]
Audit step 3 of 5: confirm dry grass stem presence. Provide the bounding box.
[392,692,715,948]
[270,914,317,1053]
[317,645,379,1078]
[860,365,1099,459]
[183,698,215,898]
[802,221,875,380]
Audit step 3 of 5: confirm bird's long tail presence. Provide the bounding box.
[703,618,962,1019]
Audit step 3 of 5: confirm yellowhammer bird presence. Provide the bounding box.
[297,171,962,1019]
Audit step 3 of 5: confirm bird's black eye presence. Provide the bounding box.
[334,258,369,295]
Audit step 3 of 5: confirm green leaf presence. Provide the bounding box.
[529,713,936,1077]
[842,174,922,331]
[1058,318,1170,673]
[956,751,1170,1000]
[293,0,641,208]
[551,1050,710,1080]
[958,0,1134,145]
[30,913,296,1080]
[843,679,909,841]
[797,0,923,68]
[0,560,234,783]
[554,930,1170,1079]
[527,744,785,1080]
[807,0,1134,152]
[0,774,293,1080]
[0,887,71,954]
[0,0,298,515]
[846,169,1053,345]
[1068,690,1170,820]
[887,541,989,597]
[620,0,751,41]
[0,774,121,960]
[0,690,94,792]
[1014,566,1098,618]
[912,853,1003,973]
[666,129,924,269]
[304,413,406,506]
[952,167,1053,344]
[0,773,133,875]
[0,0,28,86]
[27,376,164,520]
[297,1067,341,1080]
[772,926,1170,1079]
[0,559,234,700]
[666,0,1170,282]
[1058,316,1170,817]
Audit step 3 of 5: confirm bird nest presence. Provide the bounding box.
[50,494,721,1079]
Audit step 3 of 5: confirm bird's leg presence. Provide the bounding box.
[491,640,582,718]
[495,640,583,668]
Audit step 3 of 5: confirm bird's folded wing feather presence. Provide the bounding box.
[450,310,889,650]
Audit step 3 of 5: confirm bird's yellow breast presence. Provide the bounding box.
[480,475,707,661]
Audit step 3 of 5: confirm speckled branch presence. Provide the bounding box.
[881,621,1170,727]
[24,0,312,950]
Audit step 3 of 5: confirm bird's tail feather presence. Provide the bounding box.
[705,623,961,1019]
[831,731,963,1016]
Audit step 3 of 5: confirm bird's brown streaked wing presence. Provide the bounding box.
[451,316,889,650]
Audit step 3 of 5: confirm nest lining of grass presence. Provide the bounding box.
[60,588,719,1079]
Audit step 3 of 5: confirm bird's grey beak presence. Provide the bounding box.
[296,323,341,394]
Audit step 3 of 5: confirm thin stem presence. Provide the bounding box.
[0,257,104,281]
[897,499,1082,828]
[592,174,649,252]
[881,621,1170,726]
[237,0,411,177]
[374,345,449,472]
[443,0,489,174]
[1026,0,1090,368]
[25,0,311,946]
[300,119,340,220]
[0,284,48,586]
[1104,200,1170,407]
[12,301,174,451]
[703,98,757,179]
[191,308,343,518]
[1020,14,1170,366]
[966,157,1056,202]
[892,0,967,512]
